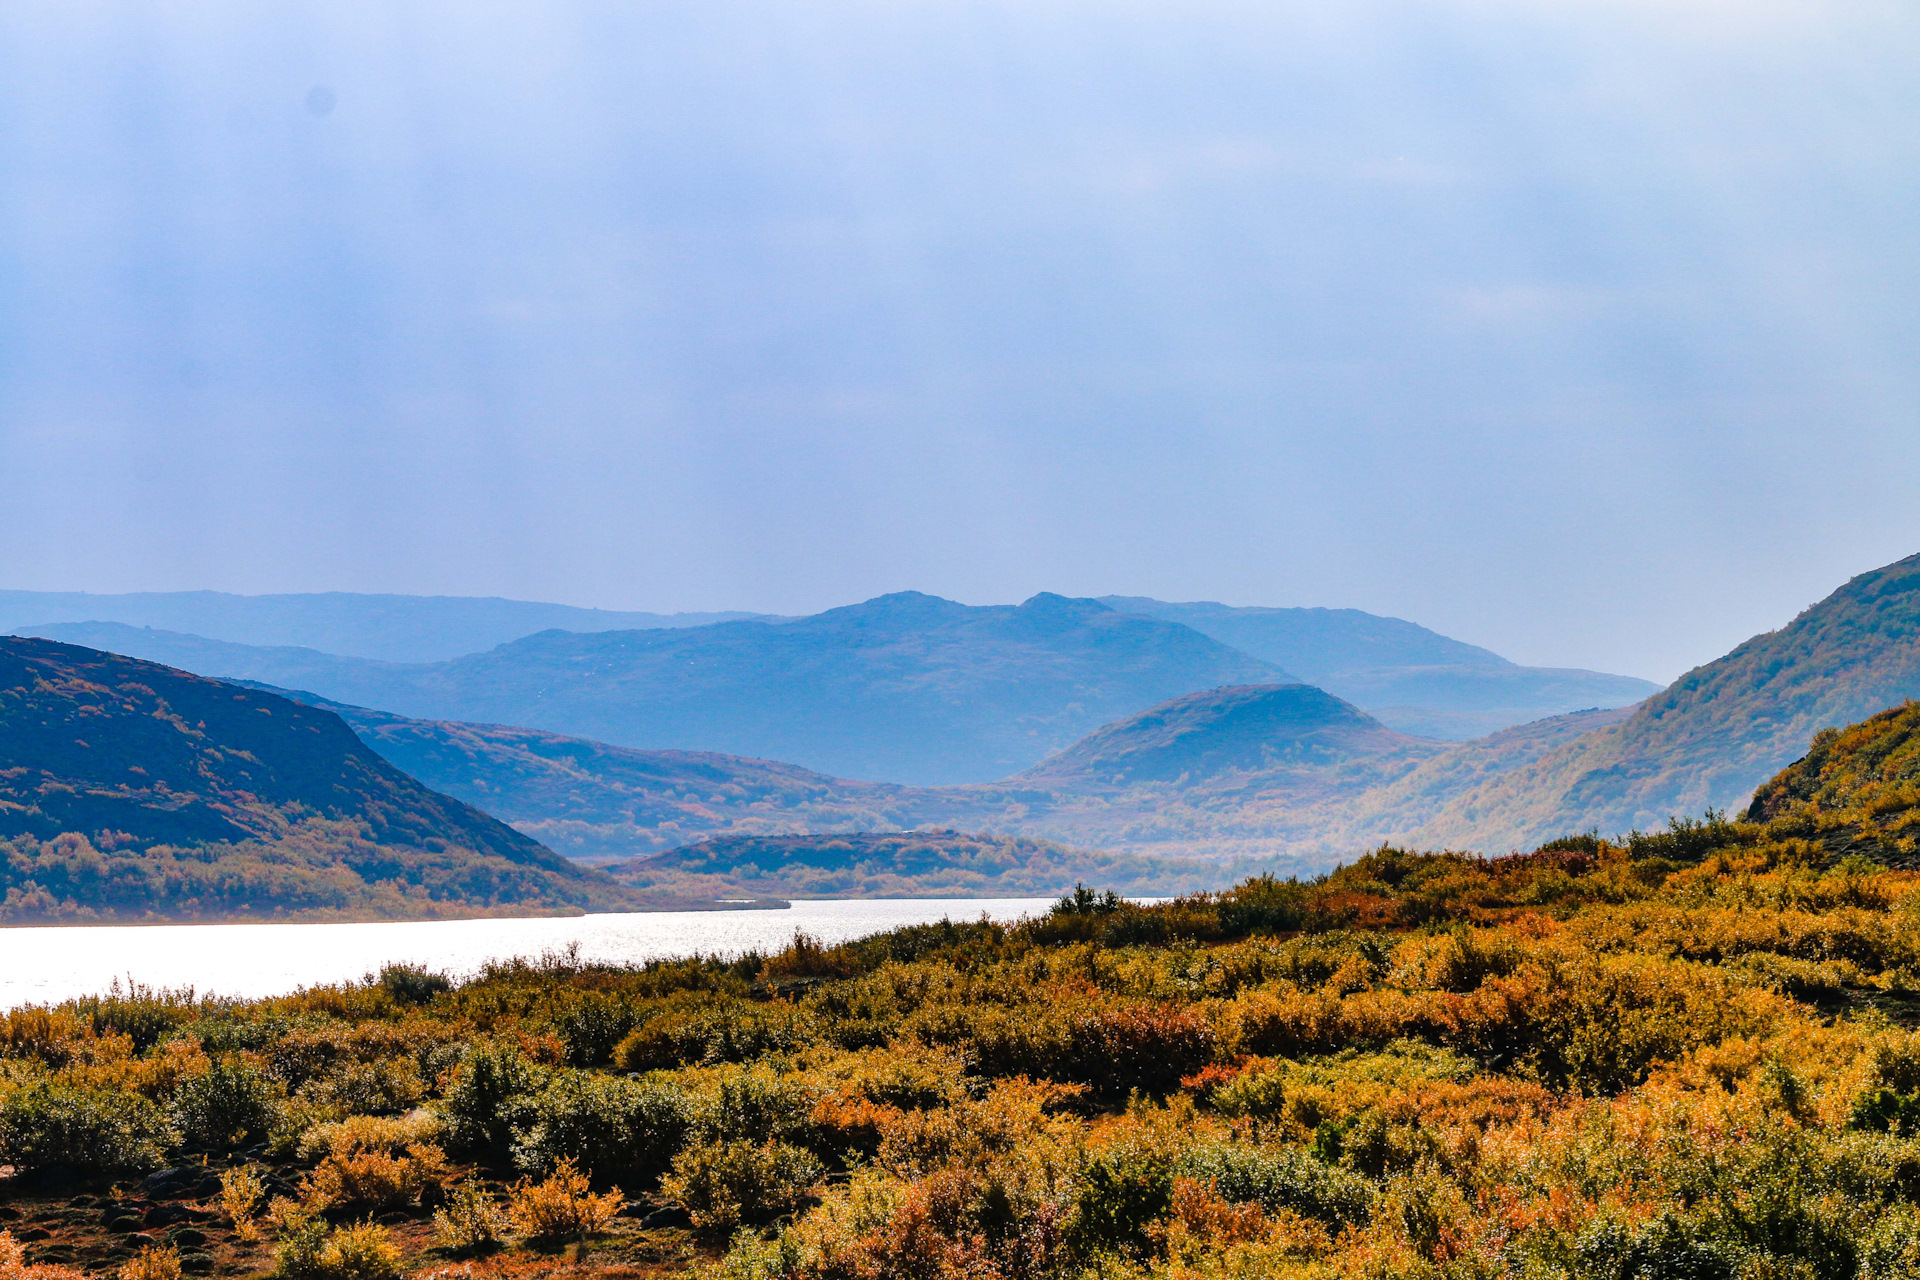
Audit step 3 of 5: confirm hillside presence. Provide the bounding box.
[608,830,1255,898]
[1744,700,1920,866]
[1102,596,1660,739]
[1412,551,1920,851]
[0,638,751,922]
[8,755,1920,1280]
[246,680,1632,868]
[254,688,926,860]
[1014,682,1434,789]
[25,594,1288,784]
[0,589,758,662]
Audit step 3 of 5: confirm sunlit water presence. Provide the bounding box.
[0,899,1058,1008]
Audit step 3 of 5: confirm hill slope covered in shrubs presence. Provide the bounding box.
[10,708,1920,1277]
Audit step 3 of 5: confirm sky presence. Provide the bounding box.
[1,1,1917,683]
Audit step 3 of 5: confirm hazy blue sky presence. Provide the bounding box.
[2,0,1917,681]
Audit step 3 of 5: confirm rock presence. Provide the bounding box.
[0,1207,21,1221]
[375,1211,411,1226]
[170,1229,208,1247]
[126,1235,156,1248]
[145,1205,194,1228]
[194,1176,223,1198]
[639,1206,691,1230]
[180,1251,215,1274]
[618,1199,650,1218]
[105,1214,145,1233]
[14,1228,51,1242]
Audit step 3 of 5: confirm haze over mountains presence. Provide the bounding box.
[25,594,1292,783]
[11,550,1920,904]
[13,589,1656,785]
[1100,597,1659,739]
[248,678,1604,867]
[0,589,758,663]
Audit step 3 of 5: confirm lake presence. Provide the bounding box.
[0,898,1059,1009]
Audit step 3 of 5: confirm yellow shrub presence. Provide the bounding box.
[223,1163,269,1240]
[0,1230,87,1280]
[507,1157,624,1240]
[432,1181,508,1253]
[116,1245,181,1280]
[315,1222,402,1280]
[306,1142,450,1212]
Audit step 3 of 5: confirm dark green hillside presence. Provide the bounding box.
[0,638,739,922]
[1414,551,1920,851]
[610,829,1250,898]
[1101,596,1659,739]
[26,594,1288,784]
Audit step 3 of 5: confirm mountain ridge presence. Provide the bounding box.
[1409,551,1920,851]
[0,638,758,922]
[22,594,1291,784]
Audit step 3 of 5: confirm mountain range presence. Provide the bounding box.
[14,591,1656,784]
[245,679,1611,867]
[0,589,757,662]
[1099,597,1659,738]
[0,637,751,922]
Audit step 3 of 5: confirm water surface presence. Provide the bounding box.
[0,899,1056,1008]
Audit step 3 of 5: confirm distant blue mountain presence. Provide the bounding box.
[0,589,760,663]
[24,593,1287,785]
[1099,597,1660,739]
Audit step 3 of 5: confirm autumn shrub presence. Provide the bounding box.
[510,1068,693,1184]
[0,1080,175,1175]
[908,991,1213,1098]
[431,1181,508,1253]
[0,1228,88,1280]
[1174,1142,1373,1229]
[298,1058,424,1116]
[307,1143,450,1213]
[663,1138,822,1235]
[297,1111,445,1162]
[223,1163,269,1240]
[374,964,450,1006]
[691,1063,821,1147]
[506,1158,625,1241]
[114,1244,181,1280]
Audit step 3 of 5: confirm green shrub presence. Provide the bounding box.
[441,1043,545,1155]
[613,1000,811,1071]
[511,1069,693,1184]
[0,1080,176,1174]
[663,1138,823,1235]
[1174,1142,1373,1228]
[1066,1147,1172,1258]
[374,964,450,1006]
[554,992,636,1067]
[170,1055,282,1150]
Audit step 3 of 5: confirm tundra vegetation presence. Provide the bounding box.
[10,708,1920,1278]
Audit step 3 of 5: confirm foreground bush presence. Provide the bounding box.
[169,1054,281,1150]
[0,1081,175,1175]
[506,1158,624,1241]
[663,1138,823,1235]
